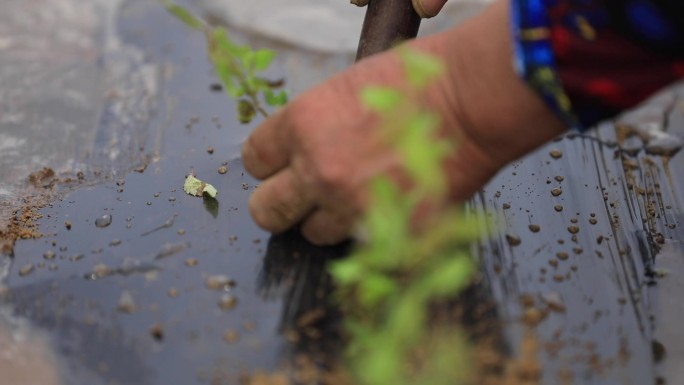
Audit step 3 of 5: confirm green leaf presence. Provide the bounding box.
[183,175,218,198]
[253,49,276,71]
[361,87,404,112]
[400,48,445,88]
[419,257,474,297]
[163,2,204,30]
[264,89,288,107]
[330,260,364,284]
[358,274,396,307]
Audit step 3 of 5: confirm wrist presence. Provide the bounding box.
[439,0,566,167]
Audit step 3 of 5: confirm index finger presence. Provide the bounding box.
[241,108,291,180]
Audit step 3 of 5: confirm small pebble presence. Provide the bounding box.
[150,323,164,341]
[64,221,72,230]
[207,146,214,154]
[184,258,198,267]
[43,250,56,260]
[505,234,521,246]
[218,166,228,175]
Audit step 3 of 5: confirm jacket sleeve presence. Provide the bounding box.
[511,0,684,130]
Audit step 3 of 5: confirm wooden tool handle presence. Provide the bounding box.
[355,0,422,61]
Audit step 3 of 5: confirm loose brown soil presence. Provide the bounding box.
[0,167,81,256]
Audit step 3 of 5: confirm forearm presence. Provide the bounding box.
[442,0,566,167]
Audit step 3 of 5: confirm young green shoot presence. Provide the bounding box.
[330,48,480,385]
[161,0,288,123]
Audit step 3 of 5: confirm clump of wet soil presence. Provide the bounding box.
[0,167,87,256]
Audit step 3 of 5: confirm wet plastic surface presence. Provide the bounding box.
[1,0,684,384]
[472,88,684,384]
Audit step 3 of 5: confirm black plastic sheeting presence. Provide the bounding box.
[2,1,684,384]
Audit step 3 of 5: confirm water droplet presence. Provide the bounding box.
[589,218,597,225]
[555,175,565,182]
[567,225,580,234]
[549,149,563,159]
[551,188,563,197]
[541,292,566,312]
[117,291,137,313]
[43,250,56,260]
[556,252,569,261]
[502,203,511,210]
[223,330,240,344]
[218,166,228,175]
[168,288,179,298]
[554,205,563,212]
[64,221,72,230]
[95,214,112,228]
[528,224,540,233]
[19,264,34,277]
[218,294,238,311]
[184,258,198,267]
[206,275,236,290]
[207,146,214,154]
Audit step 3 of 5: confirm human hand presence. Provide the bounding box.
[350,0,449,18]
[242,1,566,245]
[241,34,494,245]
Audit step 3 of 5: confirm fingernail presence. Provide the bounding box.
[412,0,439,18]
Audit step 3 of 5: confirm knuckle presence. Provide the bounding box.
[249,190,305,233]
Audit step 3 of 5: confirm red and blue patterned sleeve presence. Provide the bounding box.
[511,0,684,130]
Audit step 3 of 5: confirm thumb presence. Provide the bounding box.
[412,0,448,18]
